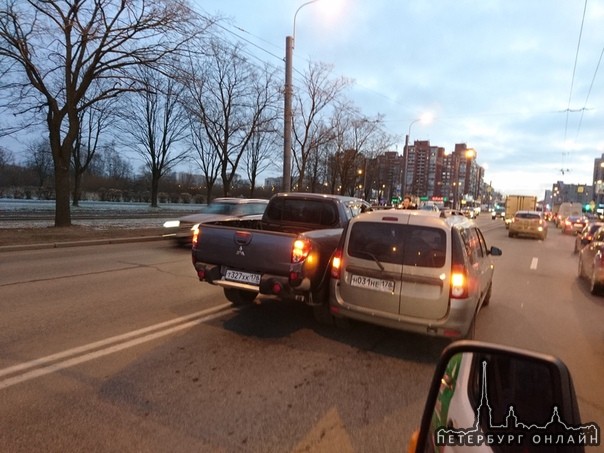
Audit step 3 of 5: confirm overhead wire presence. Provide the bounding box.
[564,0,587,142]
[561,0,588,175]
[575,45,604,140]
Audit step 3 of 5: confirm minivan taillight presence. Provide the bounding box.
[450,264,469,299]
[331,249,343,279]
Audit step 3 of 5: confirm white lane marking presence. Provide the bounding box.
[0,303,232,390]
[530,257,538,270]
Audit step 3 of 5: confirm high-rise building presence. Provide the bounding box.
[404,141,484,207]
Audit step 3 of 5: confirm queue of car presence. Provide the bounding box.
[559,212,604,296]
[577,225,604,295]
[561,214,589,235]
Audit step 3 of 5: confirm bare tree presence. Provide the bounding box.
[292,61,351,191]
[243,67,280,197]
[25,139,53,189]
[117,66,190,207]
[189,120,221,203]
[325,105,395,198]
[180,40,280,197]
[72,99,116,206]
[0,145,13,168]
[98,142,133,181]
[0,0,204,226]
[243,128,279,197]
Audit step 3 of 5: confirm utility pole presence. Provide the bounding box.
[283,35,293,192]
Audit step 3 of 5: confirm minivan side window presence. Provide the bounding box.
[474,228,487,257]
[458,228,473,263]
[459,227,481,264]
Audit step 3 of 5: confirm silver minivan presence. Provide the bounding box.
[329,210,502,338]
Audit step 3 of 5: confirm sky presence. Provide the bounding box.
[193,0,604,199]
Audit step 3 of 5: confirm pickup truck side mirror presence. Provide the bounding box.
[411,340,598,452]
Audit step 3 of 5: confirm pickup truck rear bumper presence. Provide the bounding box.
[194,262,315,303]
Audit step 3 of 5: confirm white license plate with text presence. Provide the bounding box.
[225,269,261,285]
[350,274,395,293]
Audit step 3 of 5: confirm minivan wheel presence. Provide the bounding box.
[590,270,602,296]
[312,303,333,325]
[223,288,257,306]
[482,283,492,307]
[334,315,351,329]
[463,316,476,340]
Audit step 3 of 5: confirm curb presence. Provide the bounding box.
[0,235,166,253]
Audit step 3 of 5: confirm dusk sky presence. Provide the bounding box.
[195,0,604,198]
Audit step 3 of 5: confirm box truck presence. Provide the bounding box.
[504,195,537,228]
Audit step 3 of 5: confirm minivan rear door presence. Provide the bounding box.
[341,219,450,319]
[398,223,450,319]
[340,221,405,316]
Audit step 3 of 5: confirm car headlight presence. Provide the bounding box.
[163,220,180,228]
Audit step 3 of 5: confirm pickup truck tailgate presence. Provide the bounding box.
[193,224,296,275]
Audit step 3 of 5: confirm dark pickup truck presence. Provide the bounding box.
[191,192,370,321]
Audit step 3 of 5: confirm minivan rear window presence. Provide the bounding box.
[348,222,446,268]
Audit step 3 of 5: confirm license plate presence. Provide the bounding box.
[225,269,261,285]
[350,274,395,293]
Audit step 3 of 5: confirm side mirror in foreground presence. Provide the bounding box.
[412,340,600,452]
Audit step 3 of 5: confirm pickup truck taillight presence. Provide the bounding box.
[331,249,343,279]
[192,224,200,247]
[292,238,311,263]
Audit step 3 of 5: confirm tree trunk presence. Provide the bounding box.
[150,171,160,207]
[72,170,82,207]
[205,183,214,204]
[54,160,72,227]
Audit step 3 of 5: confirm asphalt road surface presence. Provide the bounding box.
[0,217,602,452]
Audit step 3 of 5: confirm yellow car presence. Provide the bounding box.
[508,210,547,240]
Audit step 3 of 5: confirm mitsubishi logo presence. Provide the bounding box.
[234,231,252,257]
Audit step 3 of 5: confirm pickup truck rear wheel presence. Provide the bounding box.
[224,288,257,306]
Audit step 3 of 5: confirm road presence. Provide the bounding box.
[0,218,602,452]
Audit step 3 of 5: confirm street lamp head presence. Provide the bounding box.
[420,112,433,124]
[293,0,321,40]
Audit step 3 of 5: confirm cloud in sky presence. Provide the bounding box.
[199,0,604,198]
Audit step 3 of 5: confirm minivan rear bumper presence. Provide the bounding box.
[329,296,476,339]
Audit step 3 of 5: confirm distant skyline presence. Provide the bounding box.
[193,0,604,198]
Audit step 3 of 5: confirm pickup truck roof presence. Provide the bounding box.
[264,193,371,227]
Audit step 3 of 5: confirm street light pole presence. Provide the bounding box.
[283,35,294,192]
[283,0,319,192]
[402,119,420,198]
